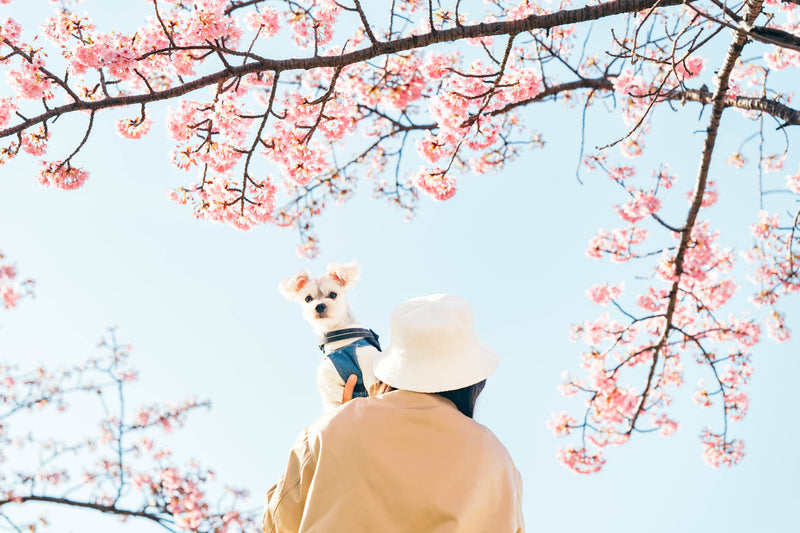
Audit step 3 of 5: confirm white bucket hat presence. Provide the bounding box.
[373,294,500,393]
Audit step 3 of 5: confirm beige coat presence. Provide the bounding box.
[262,390,525,533]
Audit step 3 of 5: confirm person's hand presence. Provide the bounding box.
[342,374,357,404]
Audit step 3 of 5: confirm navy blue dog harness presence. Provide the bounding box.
[325,335,381,399]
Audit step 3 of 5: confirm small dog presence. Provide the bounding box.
[279,260,381,412]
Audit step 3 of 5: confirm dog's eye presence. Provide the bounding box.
[304,295,313,303]
[328,292,337,299]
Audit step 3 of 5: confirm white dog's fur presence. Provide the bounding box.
[279,260,379,411]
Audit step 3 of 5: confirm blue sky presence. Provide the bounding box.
[1,1,799,532]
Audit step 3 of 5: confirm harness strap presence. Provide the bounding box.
[319,328,381,353]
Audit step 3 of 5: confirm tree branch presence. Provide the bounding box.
[1,0,692,139]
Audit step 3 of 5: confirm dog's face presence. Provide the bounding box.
[279,261,362,334]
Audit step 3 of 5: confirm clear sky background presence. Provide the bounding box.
[1,1,799,532]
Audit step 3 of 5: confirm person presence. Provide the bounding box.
[262,294,525,533]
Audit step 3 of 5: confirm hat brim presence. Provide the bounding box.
[373,339,499,393]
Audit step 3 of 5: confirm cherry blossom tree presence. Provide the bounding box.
[0,313,258,532]
[0,255,257,532]
[1,0,799,480]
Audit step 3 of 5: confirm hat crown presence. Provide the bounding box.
[374,294,499,393]
[391,294,476,352]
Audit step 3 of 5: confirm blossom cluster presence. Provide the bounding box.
[742,208,800,342]
[0,250,32,310]
[168,173,277,231]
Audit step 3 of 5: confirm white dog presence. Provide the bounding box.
[279,260,380,412]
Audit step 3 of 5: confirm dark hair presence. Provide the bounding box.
[369,379,487,419]
[435,379,487,418]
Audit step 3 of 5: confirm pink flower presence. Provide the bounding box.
[620,137,643,158]
[289,2,339,48]
[160,468,181,491]
[727,152,747,168]
[685,180,718,208]
[751,211,780,241]
[766,311,790,342]
[761,153,786,173]
[608,166,635,183]
[674,56,706,80]
[413,167,456,201]
[586,282,625,305]
[244,8,280,37]
[724,392,749,422]
[586,227,649,262]
[117,114,153,140]
[170,173,278,231]
[612,69,647,97]
[615,189,661,223]
[132,474,152,490]
[547,411,577,436]
[0,17,22,43]
[692,381,712,407]
[420,53,455,79]
[652,413,679,436]
[1,284,20,309]
[786,166,800,194]
[0,97,17,129]
[653,165,677,189]
[296,235,320,260]
[416,131,452,164]
[37,161,89,190]
[7,58,54,100]
[700,430,744,468]
[556,447,606,474]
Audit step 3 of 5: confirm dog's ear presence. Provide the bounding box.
[327,260,361,290]
[278,272,310,300]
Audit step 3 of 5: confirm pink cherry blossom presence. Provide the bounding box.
[692,381,713,407]
[0,97,16,129]
[0,17,22,43]
[785,166,800,194]
[765,311,790,342]
[701,430,744,468]
[615,189,661,223]
[169,173,277,231]
[413,167,457,201]
[117,114,153,140]
[586,282,625,305]
[586,227,648,262]
[556,447,606,475]
[7,56,54,100]
[673,56,706,80]
[608,166,635,183]
[244,8,280,37]
[547,412,577,436]
[726,152,747,168]
[761,153,786,173]
[612,69,647,97]
[37,161,89,190]
[652,414,679,436]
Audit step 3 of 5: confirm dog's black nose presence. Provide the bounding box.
[315,303,326,314]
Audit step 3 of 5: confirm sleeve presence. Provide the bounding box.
[514,467,525,533]
[317,358,345,412]
[262,430,318,533]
